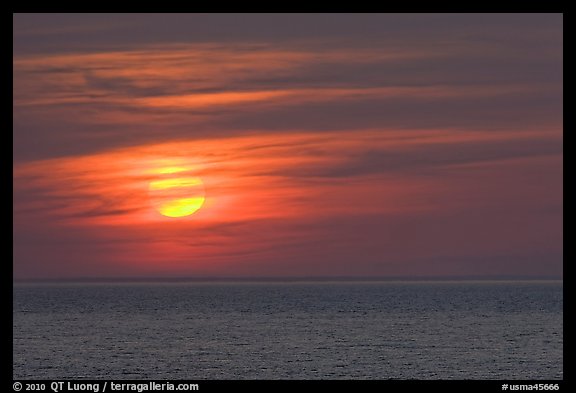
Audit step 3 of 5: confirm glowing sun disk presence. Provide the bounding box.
[149,177,203,190]
[148,173,205,218]
[154,166,190,174]
[158,197,205,218]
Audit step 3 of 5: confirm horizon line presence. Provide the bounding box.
[12,275,563,284]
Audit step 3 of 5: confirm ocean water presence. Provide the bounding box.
[13,281,562,380]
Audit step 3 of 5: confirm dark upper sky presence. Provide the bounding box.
[13,14,563,279]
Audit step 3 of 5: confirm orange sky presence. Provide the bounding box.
[13,14,563,279]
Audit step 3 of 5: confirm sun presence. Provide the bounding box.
[148,175,205,218]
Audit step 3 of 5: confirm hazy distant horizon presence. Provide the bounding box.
[12,274,563,283]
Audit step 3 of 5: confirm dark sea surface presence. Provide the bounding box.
[13,281,563,379]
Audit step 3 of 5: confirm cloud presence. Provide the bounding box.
[274,135,563,179]
[14,13,562,55]
[13,128,561,230]
[13,14,562,162]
